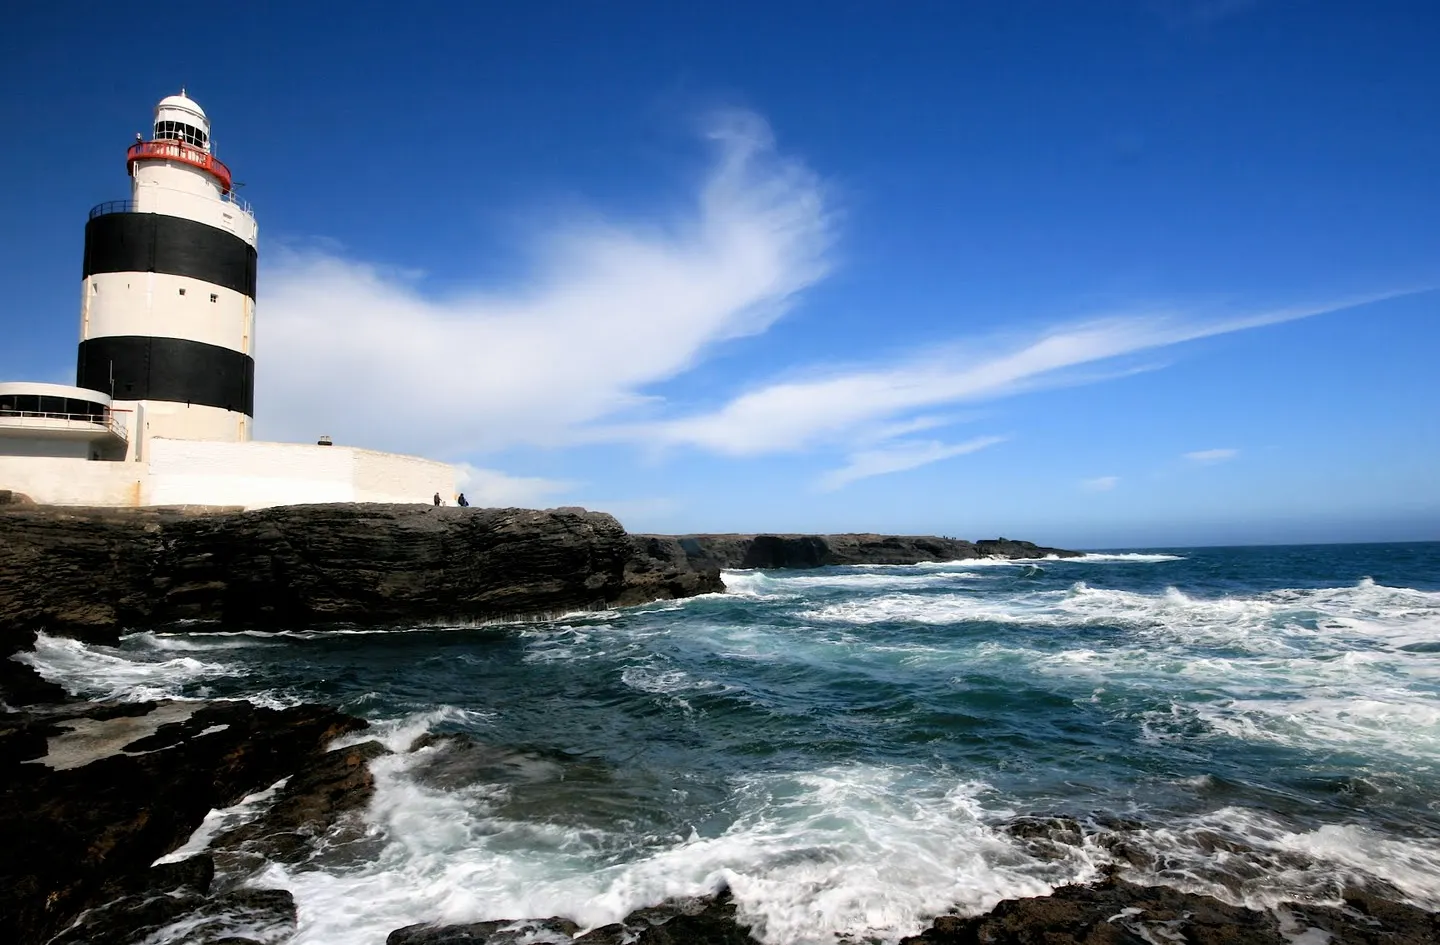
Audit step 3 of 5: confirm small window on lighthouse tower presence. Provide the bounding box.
[209,293,218,303]
[178,287,186,296]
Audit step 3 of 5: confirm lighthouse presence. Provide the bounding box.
[0,90,455,509]
[76,91,258,459]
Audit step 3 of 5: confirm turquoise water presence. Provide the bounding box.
[25,542,1440,944]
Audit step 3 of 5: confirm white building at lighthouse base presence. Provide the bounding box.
[0,424,456,510]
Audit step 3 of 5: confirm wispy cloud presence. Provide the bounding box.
[610,298,1388,458]
[817,435,1008,491]
[454,464,575,507]
[1184,448,1239,464]
[255,110,831,457]
[1081,476,1120,492]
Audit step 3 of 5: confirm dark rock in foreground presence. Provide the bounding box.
[0,503,723,652]
[901,875,1440,944]
[390,877,1438,945]
[637,532,1080,570]
[389,890,759,945]
[0,697,364,945]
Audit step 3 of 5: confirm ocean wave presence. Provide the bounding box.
[249,749,1087,945]
[14,632,240,703]
[1111,807,1440,912]
[1064,552,1186,563]
[799,578,1440,642]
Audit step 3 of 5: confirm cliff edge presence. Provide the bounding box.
[0,503,720,659]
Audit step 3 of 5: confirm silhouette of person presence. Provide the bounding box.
[457,493,469,507]
[433,492,441,507]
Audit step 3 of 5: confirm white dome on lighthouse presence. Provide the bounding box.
[153,91,210,150]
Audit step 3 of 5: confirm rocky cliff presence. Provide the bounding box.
[634,532,1080,570]
[0,697,365,945]
[0,503,721,657]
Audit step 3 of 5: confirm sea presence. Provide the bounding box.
[18,542,1440,945]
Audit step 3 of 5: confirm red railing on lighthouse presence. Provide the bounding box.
[127,139,233,194]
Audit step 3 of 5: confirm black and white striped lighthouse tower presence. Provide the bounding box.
[76,91,257,460]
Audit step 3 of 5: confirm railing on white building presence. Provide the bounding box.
[0,409,129,441]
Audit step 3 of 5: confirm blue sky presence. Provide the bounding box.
[1,1,1437,547]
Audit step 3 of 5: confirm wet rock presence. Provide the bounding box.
[0,698,364,945]
[587,893,761,945]
[637,533,1080,570]
[48,886,296,945]
[211,738,391,865]
[388,891,761,945]
[0,629,69,707]
[388,917,582,945]
[0,504,723,638]
[900,876,1440,945]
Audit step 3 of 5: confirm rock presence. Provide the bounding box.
[1,629,69,706]
[388,891,760,945]
[0,698,364,945]
[388,917,582,945]
[637,533,1081,570]
[900,876,1440,945]
[0,489,34,505]
[211,738,390,866]
[47,887,296,945]
[0,503,723,641]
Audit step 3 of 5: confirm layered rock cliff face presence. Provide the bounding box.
[635,533,1080,571]
[0,503,722,650]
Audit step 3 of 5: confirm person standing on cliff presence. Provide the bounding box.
[433,492,441,507]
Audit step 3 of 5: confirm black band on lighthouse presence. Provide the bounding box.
[84,211,257,298]
[76,336,255,415]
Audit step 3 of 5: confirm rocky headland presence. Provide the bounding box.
[0,502,1080,704]
[0,502,722,648]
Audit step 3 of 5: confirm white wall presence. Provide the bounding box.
[121,402,250,459]
[0,440,454,510]
[146,439,455,509]
[354,447,457,504]
[0,456,146,506]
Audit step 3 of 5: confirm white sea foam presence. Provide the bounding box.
[1117,807,1440,912]
[15,632,239,702]
[155,778,291,866]
[1063,552,1186,563]
[248,735,1089,945]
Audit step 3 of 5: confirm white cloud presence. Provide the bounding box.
[248,104,1403,499]
[817,435,1007,491]
[254,110,830,457]
[612,299,1382,457]
[1081,476,1119,492]
[1184,448,1239,464]
[454,464,575,507]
